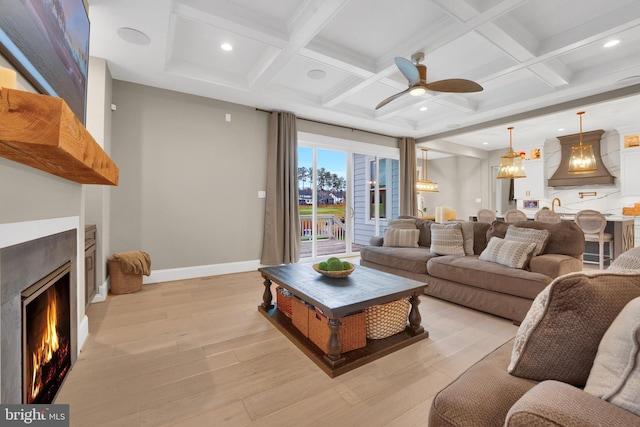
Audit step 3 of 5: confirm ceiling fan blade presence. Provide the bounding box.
[394,57,419,86]
[375,88,411,110]
[425,79,483,93]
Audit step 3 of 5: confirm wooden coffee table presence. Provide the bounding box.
[258,263,428,377]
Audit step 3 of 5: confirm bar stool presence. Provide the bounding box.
[534,210,562,224]
[574,210,613,269]
[504,209,528,223]
[477,209,497,223]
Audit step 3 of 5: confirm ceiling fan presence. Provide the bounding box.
[375,52,483,110]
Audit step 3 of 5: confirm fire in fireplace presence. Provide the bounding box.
[21,262,72,404]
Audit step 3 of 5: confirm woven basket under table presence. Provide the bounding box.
[276,287,293,318]
[365,297,410,339]
[108,260,143,295]
[308,308,366,353]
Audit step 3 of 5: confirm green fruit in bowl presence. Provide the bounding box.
[318,261,329,271]
[327,258,344,271]
[342,261,352,270]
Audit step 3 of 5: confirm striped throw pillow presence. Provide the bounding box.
[383,228,419,248]
[430,223,465,256]
[504,226,550,256]
[479,236,536,269]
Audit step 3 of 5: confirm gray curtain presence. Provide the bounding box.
[261,111,300,265]
[399,137,417,216]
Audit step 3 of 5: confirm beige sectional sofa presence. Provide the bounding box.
[360,217,585,324]
[429,266,640,427]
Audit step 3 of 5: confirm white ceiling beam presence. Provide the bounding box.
[322,0,529,109]
[247,0,352,88]
[171,2,288,48]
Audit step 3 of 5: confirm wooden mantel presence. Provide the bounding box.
[0,88,118,185]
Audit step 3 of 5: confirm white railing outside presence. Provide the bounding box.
[300,215,346,241]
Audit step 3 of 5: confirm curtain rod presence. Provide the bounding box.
[255,108,399,139]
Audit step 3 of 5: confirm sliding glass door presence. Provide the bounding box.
[298,147,349,259]
[298,135,400,260]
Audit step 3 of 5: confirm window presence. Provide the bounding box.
[367,157,388,220]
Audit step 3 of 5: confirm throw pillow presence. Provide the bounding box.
[478,237,536,269]
[508,270,640,386]
[383,228,419,248]
[608,246,640,271]
[504,226,550,257]
[584,297,640,416]
[430,223,465,256]
[388,218,417,229]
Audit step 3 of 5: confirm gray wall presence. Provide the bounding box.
[0,55,83,225]
[110,81,269,269]
[85,57,114,285]
[423,156,484,220]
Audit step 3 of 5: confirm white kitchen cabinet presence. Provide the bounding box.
[514,159,545,200]
[620,148,640,196]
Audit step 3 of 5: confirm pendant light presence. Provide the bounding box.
[497,127,526,179]
[416,148,438,192]
[568,111,597,174]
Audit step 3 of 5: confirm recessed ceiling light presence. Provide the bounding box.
[558,128,565,132]
[604,39,621,48]
[117,27,150,45]
[420,106,428,111]
[221,43,233,51]
[482,142,489,145]
[307,69,326,80]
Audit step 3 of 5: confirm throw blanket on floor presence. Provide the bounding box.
[109,251,151,276]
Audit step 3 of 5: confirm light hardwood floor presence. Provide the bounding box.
[56,270,518,427]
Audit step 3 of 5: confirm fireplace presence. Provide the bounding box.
[1,225,78,404]
[21,262,72,404]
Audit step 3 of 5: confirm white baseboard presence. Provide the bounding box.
[91,277,109,303]
[143,259,262,284]
[77,314,89,354]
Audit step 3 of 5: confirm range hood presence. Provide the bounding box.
[548,129,614,187]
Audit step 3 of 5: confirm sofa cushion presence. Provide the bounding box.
[383,228,419,248]
[508,271,640,386]
[608,246,640,271]
[459,221,474,255]
[431,223,465,256]
[360,246,437,275]
[584,296,640,416]
[487,220,584,257]
[398,216,433,247]
[504,226,549,257]
[388,218,417,229]
[472,221,491,255]
[479,237,536,269]
[427,255,551,300]
[429,340,538,427]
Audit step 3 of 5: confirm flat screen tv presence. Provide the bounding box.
[0,0,90,125]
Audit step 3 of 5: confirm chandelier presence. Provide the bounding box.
[568,111,597,174]
[497,127,526,179]
[416,148,438,192]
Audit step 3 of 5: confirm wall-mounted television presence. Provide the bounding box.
[0,0,90,125]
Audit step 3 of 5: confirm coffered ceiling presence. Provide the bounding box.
[87,0,640,151]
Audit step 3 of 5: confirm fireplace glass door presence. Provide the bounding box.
[21,261,72,404]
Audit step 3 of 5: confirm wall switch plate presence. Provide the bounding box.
[225,113,231,122]
[258,191,266,198]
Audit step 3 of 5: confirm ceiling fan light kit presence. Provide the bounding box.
[497,127,526,180]
[568,111,598,174]
[375,52,483,110]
